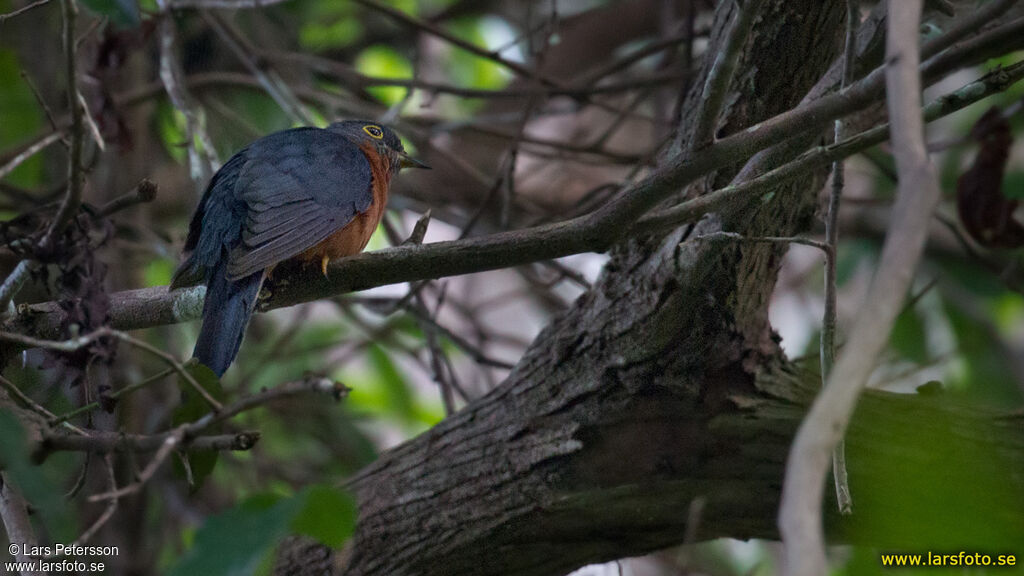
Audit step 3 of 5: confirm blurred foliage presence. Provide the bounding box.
[167,484,356,576]
[0,1,1022,575]
[0,49,43,189]
[836,392,1024,576]
[0,410,72,541]
[172,363,226,489]
[78,0,140,29]
[354,45,413,106]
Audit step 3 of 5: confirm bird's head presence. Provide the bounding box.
[327,120,430,173]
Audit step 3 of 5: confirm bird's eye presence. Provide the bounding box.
[363,125,384,139]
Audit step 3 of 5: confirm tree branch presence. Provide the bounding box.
[780,2,944,574]
[39,430,260,455]
[0,473,42,575]
[10,57,1024,341]
[687,0,767,153]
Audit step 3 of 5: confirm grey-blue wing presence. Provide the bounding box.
[170,151,249,289]
[225,128,374,280]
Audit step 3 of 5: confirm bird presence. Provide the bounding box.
[169,120,429,377]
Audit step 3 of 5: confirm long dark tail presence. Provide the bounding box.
[194,259,264,377]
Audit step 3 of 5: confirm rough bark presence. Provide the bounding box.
[326,367,1023,576]
[271,2,1024,575]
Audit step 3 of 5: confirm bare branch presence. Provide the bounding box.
[687,0,768,153]
[0,0,85,314]
[693,231,830,254]
[0,0,51,23]
[41,430,260,454]
[43,0,85,247]
[10,31,1024,341]
[183,376,349,434]
[0,474,42,575]
[822,0,860,517]
[780,2,944,574]
[96,179,159,218]
[169,0,289,7]
[0,132,61,182]
[640,61,1024,233]
[201,10,314,125]
[921,0,1017,57]
[155,0,220,188]
[69,455,116,546]
[50,368,174,426]
[87,426,186,502]
[0,328,222,411]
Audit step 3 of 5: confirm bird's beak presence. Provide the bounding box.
[399,152,431,170]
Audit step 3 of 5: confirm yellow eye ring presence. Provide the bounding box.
[363,125,384,139]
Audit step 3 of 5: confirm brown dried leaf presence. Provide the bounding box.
[956,106,1024,249]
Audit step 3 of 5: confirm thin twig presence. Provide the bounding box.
[0,373,54,418]
[42,430,261,454]
[88,426,186,502]
[43,0,85,248]
[97,179,158,217]
[0,132,62,187]
[50,367,174,426]
[418,292,457,415]
[184,376,349,433]
[264,50,688,100]
[0,0,51,23]
[350,0,547,87]
[20,71,62,136]
[201,10,314,125]
[0,0,85,316]
[17,41,1024,339]
[155,0,219,189]
[780,3,943,575]
[169,0,289,7]
[70,455,116,545]
[347,0,646,121]
[687,0,767,153]
[0,328,222,411]
[0,260,34,317]
[0,474,42,575]
[639,62,1024,233]
[919,0,1017,57]
[821,0,859,518]
[693,231,831,254]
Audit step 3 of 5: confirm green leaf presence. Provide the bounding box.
[353,45,412,106]
[300,19,362,50]
[843,397,1024,550]
[366,344,415,421]
[0,51,44,188]
[168,486,357,576]
[167,493,303,576]
[0,409,73,541]
[446,17,512,91]
[156,101,187,164]
[79,0,140,29]
[889,306,929,364]
[143,258,174,288]
[290,485,358,547]
[1003,171,1024,199]
[941,298,1023,406]
[938,258,1005,298]
[173,363,225,489]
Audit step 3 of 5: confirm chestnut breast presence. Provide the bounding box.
[298,144,393,263]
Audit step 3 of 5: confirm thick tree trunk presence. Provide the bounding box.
[327,369,1023,576]
[276,3,1024,575]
